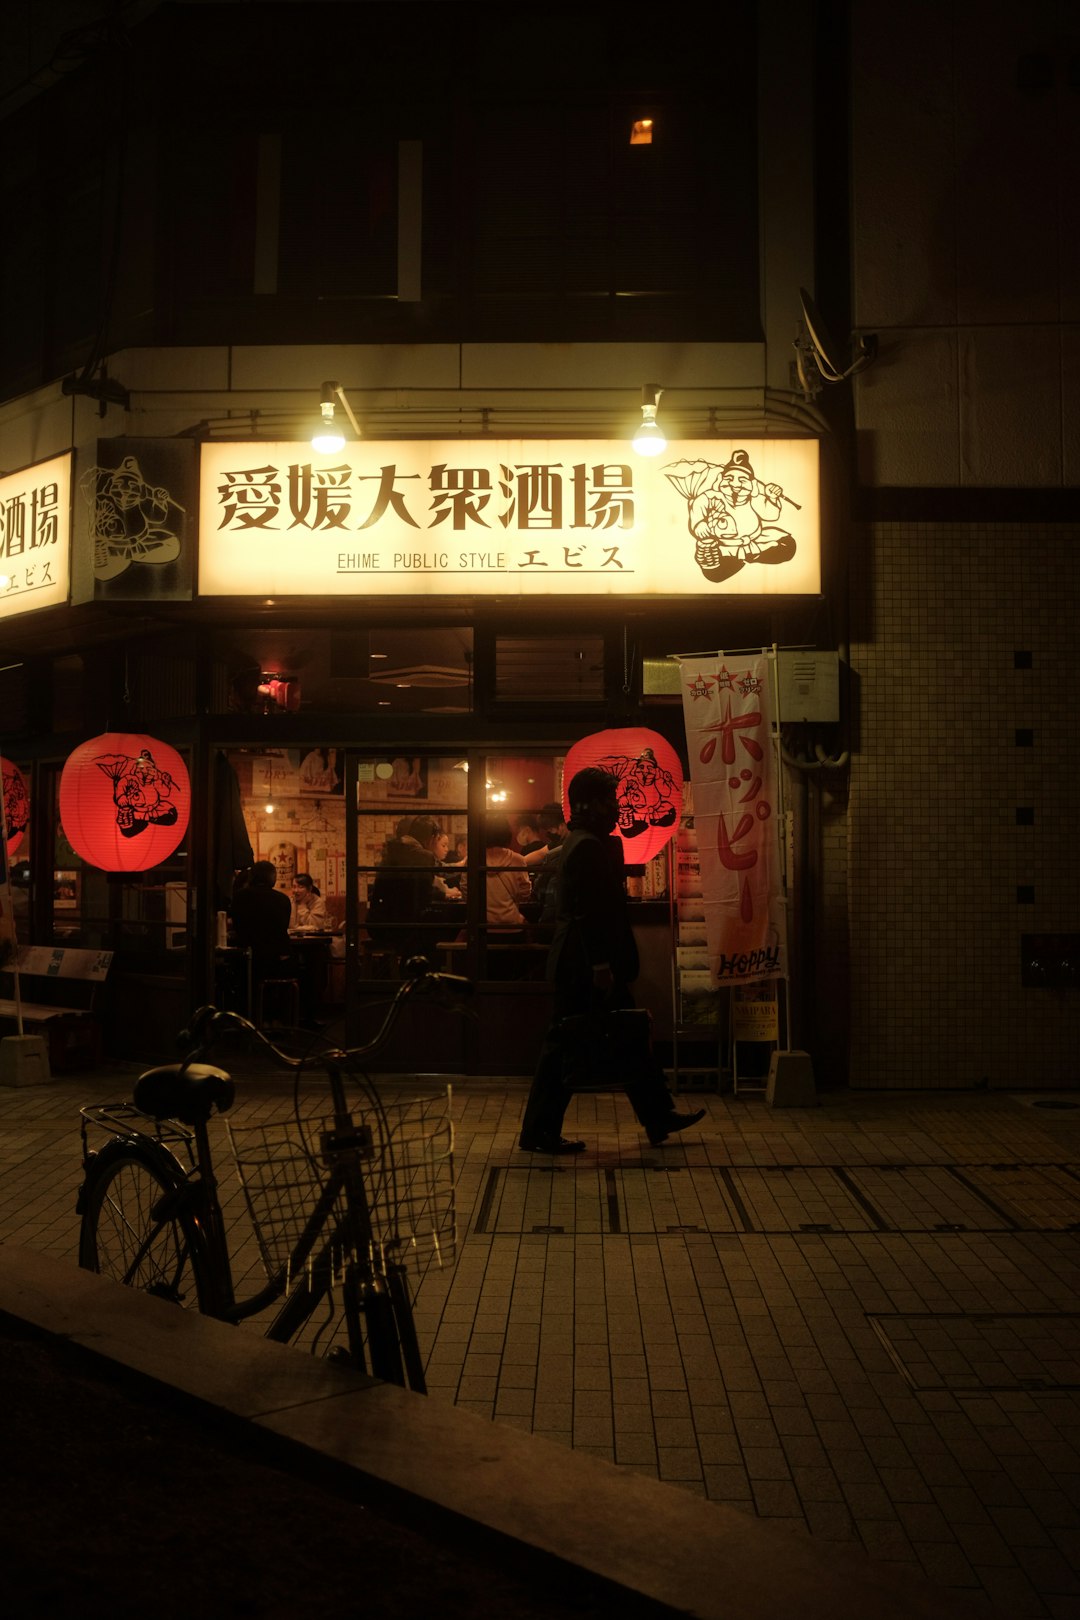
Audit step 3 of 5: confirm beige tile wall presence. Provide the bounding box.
[843,521,1080,1088]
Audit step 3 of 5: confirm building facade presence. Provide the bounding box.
[0,1,1075,1086]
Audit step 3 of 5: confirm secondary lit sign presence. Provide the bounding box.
[199,439,820,598]
[0,452,72,619]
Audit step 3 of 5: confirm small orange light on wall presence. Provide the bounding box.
[1,757,29,856]
[563,728,684,865]
[59,733,190,872]
[630,118,654,145]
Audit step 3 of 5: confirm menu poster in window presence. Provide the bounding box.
[253,749,301,801]
[307,846,346,897]
[298,748,343,795]
[357,757,428,802]
[427,762,468,805]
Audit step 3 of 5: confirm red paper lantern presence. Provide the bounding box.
[1,757,29,856]
[563,729,684,865]
[59,733,191,872]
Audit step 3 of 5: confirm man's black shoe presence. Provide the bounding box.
[647,1108,705,1147]
[519,1135,586,1154]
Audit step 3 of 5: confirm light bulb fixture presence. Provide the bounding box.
[311,380,362,453]
[632,383,666,457]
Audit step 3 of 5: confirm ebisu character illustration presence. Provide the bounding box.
[596,748,680,841]
[80,455,184,581]
[95,749,180,837]
[663,450,798,583]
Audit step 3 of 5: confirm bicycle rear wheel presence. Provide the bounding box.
[78,1141,210,1311]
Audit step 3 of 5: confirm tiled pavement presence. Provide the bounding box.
[2,1061,1080,1619]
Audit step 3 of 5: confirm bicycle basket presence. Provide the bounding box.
[224,1087,456,1285]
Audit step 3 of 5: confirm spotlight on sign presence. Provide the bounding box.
[631,383,666,457]
[310,380,362,452]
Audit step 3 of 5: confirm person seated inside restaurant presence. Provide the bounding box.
[290,871,330,932]
[515,816,546,856]
[482,811,532,943]
[432,826,464,890]
[524,801,570,935]
[366,814,457,960]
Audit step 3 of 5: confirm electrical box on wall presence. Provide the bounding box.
[642,657,681,698]
[643,651,842,718]
[777,651,840,723]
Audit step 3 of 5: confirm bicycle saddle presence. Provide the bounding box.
[134,1063,236,1125]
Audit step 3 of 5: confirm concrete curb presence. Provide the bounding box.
[0,1245,982,1620]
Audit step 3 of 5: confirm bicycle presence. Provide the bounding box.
[76,961,471,1392]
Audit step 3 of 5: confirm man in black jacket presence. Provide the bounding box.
[519,766,704,1153]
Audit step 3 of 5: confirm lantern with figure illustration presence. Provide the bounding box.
[2,757,30,856]
[59,734,190,872]
[563,729,684,866]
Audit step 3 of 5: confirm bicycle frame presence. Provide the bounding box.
[79,963,468,1385]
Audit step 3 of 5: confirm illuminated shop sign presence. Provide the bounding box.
[0,452,72,619]
[199,439,820,598]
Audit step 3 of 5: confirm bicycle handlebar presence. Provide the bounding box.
[178,957,473,1074]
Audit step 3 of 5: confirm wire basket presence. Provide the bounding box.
[224,1087,456,1286]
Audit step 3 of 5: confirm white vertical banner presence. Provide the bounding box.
[679,654,787,986]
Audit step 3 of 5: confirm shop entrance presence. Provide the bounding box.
[221,746,581,1074]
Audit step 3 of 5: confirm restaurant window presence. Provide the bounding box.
[228,748,348,930]
[494,636,604,704]
[214,627,473,716]
[218,747,348,1019]
[355,749,569,983]
[475,754,563,980]
[357,752,468,978]
[0,663,29,736]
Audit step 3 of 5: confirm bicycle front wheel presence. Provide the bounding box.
[79,1142,210,1311]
